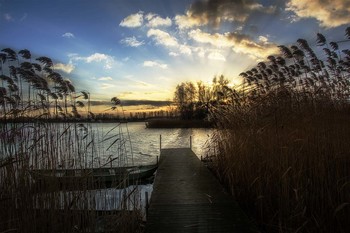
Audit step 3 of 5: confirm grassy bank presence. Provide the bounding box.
[146,118,212,128]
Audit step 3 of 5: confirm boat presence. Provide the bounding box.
[30,164,158,190]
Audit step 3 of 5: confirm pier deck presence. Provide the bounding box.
[146,148,259,233]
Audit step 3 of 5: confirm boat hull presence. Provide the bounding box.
[30,164,158,191]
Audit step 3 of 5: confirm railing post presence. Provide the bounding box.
[145,191,149,219]
[160,134,162,152]
[190,135,192,149]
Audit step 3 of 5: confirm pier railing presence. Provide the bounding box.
[159,134,192,153]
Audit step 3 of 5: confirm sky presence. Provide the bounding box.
[1,0,350,112]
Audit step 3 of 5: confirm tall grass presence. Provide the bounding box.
[210,30,350,232]
[0,49,144,232]
[0,122,144,232]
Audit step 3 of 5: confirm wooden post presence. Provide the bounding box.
[145,191,149,218]
[190,136,192,149]
[160,135,162,151]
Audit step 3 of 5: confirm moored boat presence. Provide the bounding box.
[30,164,158,190]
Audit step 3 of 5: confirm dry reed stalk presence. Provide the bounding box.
[209,30,350,233]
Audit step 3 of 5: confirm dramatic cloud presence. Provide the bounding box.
[119,11,143,28]
[62,32,75,38]
[54,63,75,73]
[189,29,238,47]
[175,0,276,29]
[189,28,278,59]
[143,60,168,69]
[98,76,113,81]
[120,36,144,47]
[286,0,350,28]
[146,13,172,27]
[147,29,178,47]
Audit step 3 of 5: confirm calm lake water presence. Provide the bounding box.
[0,122,213,215]
[90,122,213,165]
[1,122,213,168]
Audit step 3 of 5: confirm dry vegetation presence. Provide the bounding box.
[0,49,144,232]
[209,29,350,232]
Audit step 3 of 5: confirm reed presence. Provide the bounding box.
[209,30,350,232]
[0,49,144,232]
[0,122,144,233]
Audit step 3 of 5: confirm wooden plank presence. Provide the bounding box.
[146,148,260,233]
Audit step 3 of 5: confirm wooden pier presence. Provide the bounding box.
[145,147,259,233]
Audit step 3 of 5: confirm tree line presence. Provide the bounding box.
[173,75,232,120]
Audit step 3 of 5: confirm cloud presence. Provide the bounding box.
[54,63,75,73]
[119,92,133,98]
[175,0,276,29]
[135,80,153,87]
[147,29,178,47]
[147,29,193,56]
[98,76,113,81]
[145,13,172,27]
[62,32,75,38]
[169,52,179,57]
[193,47,206,58]
[120,11,143,28]
[286,0,350,28]
[188,29,238,47]
[143,60,168,69]
[4,13,13,21]
[179,45,192,55]
[188,28,278,59]
[20,13,28,21]
[70,53,117,70]
[175,13,208,29]
[208,51,226,61]
[85,53,109,63]
[120,36,144,47]
[258,35,269,43]
[100,83,115,89]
